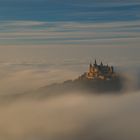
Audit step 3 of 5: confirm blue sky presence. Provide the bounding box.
[0,0,140,46]
[0,0,140,22]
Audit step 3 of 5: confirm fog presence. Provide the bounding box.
[0,91,140,140]
[0,46,140,140]
[0,68,140,140]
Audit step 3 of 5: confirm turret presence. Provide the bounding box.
[100,61,103,66]
[109,66,114,73]
[89,63,93,73]
[111,66,114,73]
[94,59,97,66]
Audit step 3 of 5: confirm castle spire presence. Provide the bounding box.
[111,66,114,73]
[89,63,92,72]
[94,59,97,66]
[90,62,92,67]
[100,61,103,66]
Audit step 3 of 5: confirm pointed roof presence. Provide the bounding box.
[89,62,92,67]
[100,61,103,66]
[94,59,97,65]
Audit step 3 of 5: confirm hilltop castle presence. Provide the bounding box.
[85,60,115,80]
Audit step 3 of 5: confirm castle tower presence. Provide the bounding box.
[89,63,93,73]
[111,66,114,73]
[94,59,97,66]
[100,61,103,66]
[109,66,114,73]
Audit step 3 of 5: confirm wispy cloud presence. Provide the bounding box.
[0,20,140,46]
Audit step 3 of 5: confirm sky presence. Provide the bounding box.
[0,0,139,46]
[0,0,140,22]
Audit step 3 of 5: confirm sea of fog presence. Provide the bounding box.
[0,45,140,140]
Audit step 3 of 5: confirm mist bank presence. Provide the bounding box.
[0,91,140,140]
[0,65,139,139]
[0,66,140,102]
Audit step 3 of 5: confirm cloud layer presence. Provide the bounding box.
[0,20,140,46]
[0,47,139,139]
[0,91,140,140]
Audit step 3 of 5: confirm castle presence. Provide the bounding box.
[86,60,115,80]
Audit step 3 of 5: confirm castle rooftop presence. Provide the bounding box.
[79,60,116,81]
